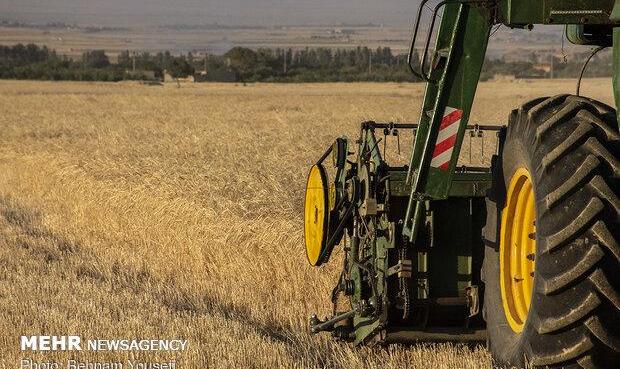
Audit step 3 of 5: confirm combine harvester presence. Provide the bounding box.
[304,0,619,368]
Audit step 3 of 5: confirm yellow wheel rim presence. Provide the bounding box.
[304,164,329,266]
[500,167,537,333]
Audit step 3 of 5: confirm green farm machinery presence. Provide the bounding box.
[304,1,619,368]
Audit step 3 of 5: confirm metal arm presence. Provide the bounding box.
[403,1,493,240]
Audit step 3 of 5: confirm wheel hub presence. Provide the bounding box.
[500,167,536,333]
[304,164,329,266]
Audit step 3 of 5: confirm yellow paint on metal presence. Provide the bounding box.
[500,167,537,333]
[304,164,328,266]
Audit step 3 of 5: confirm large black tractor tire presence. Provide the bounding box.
[482,95,620,369]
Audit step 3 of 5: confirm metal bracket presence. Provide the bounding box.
[465,285,480,317]
[310,310,356,334]
[360,198,377,216]
[386,259,413,278]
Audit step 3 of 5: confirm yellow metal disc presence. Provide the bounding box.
[500,167,537,333]
[304,164,329,266]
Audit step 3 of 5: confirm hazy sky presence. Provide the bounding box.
[0,0,419,26]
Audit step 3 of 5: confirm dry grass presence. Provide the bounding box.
[0,79,613,368]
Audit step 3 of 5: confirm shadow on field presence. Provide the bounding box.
[0,196,80,258]
[0,196,338,367]
[161,292,294,344]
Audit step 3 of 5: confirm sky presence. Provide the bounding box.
[0,0,420,26]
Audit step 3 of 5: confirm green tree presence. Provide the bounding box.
[166,56,193,78]
[82,50,110,68]
[224,47,258,82]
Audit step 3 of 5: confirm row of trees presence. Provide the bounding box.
[220,46,420,82]
[0,44,421,82]
[0,43,613,82]
[0,44,194,81]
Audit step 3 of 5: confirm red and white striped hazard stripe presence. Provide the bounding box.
[430,106,463,171]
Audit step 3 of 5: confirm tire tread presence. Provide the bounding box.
[484,95,620,369]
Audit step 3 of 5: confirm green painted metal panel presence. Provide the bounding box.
[388,170,491,198]
[449,178,492,197]
[426,197,486,299]
[501,0,616,25]
[566,24,613,45]
[408,4,491,200]
[499,0,544,25]
[612,0,620,20]
[403,2,491,240]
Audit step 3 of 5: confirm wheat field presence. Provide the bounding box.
[0,79,614,368]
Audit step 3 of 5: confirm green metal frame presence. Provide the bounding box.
[309,0,620,345]
[342,124,493,344]
[403,0,620,243]
[500,0,615,25]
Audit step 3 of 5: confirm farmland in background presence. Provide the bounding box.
[0,22,565,60]
[0,79,614,368]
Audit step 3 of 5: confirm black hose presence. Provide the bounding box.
[576,46,607,97]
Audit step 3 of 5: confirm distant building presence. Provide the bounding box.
[194,70,209,83]
[492,74,516,81]
[164,70,195,83]
[533,64,552,74]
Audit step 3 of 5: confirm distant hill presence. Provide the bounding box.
[0,0,570,57]
[0,0,421,27]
